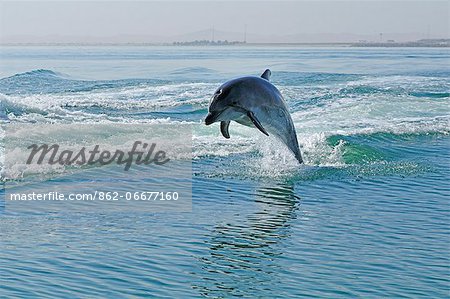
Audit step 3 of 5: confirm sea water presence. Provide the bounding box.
[0,46,449,298]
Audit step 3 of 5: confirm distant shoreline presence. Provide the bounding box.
[1,40,448,48]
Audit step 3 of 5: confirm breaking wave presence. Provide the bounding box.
[1,69,448,180]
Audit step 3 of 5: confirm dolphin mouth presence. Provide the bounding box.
[205,111,220,125]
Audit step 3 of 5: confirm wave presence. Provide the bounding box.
[4,69,66,79]
[2,116,447,182]
[0,79,215,123]
[0,69,170,95]
[1,69,448,180]
[2,125,446,183]
[409,92,450,98]
[273,71,362,86]
[169,67,218,75]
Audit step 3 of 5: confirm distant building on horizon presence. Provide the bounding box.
[172,40,246,46]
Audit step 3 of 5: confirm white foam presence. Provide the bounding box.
[1,75,448,179]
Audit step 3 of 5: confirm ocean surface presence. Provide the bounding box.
[0,46,449,298]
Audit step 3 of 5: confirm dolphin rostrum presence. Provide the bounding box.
[205,69,303,163]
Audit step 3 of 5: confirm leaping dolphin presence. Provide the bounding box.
[205,69,303,163]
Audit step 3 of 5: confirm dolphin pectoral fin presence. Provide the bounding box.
[247,111,269,136]
[261,69,271,81]
[220,121,231,139]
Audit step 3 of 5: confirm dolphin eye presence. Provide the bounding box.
[210,89,222,104]
[210,88,230,105]
[217,88,230,99]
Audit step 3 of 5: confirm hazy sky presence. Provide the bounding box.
[0,1,448,43]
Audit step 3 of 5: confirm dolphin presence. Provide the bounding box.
[205,69,303,163]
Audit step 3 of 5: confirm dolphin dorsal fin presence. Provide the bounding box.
[261,69,271,81]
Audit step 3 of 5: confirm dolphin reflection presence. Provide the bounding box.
[193,183,300,297]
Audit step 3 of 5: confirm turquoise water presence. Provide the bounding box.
[0,46,449,298]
